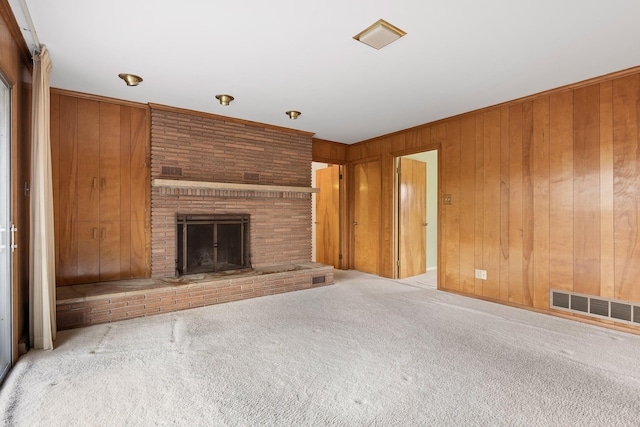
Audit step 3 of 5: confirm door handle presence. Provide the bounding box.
[92,177,98,189]
[10,224,17,252]
[101,178,106,190]
[93,227,98,239]
[422,223,428,226]
[353,221,358,226]
[101,228,106,239]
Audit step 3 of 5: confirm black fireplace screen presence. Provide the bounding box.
[176,214,250,276]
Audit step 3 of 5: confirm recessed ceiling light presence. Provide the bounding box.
[215,94,234,106]
[353,19,406,50]
[118,73,143,86]
[285,111,301,120]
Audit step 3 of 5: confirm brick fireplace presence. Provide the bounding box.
[149,104,319,277]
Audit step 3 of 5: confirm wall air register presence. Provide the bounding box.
[550,289,640,325]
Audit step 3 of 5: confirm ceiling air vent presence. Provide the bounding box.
[551,289,640,325]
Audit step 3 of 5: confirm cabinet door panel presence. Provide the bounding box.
[120,220,132,278]
[100,221,121,281]
[56,221,77,286]
[120,107,132,221]
[99,103,121,222]
[58,96,78,224]
[130,107,147,223]
[77,221,100,284]
[131,220,146,277]
[77,99,100,222]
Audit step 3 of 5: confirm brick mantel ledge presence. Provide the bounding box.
[152,179,319,194]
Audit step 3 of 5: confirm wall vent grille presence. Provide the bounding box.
[162,165,182,177]
[551,289,640,325]
[312,275,326,285]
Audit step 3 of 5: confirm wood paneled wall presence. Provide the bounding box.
[312,138,348,164]
[344,67,640,319]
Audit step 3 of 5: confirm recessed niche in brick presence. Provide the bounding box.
[161,165,182,176]
[243,172,260,182]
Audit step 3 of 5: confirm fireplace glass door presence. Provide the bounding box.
[176,215,249,275]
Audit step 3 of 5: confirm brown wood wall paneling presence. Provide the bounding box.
[507,104,524,304]
[613,75,640,303]
[532,97,550,309]
[499,107,510,302]
[459,117,476,294]
[548,91,574,293]
[342,68,640,332]
[312,138,348,164]
[483,109,501,300]
[474,114,484,296]
[599,81,615,300]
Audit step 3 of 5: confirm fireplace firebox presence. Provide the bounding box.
[176,214,250,276]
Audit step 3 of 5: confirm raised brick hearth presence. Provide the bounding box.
[56,263,333,330]
[55,104,334,329]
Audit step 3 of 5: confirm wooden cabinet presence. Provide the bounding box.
[51,92,149,285]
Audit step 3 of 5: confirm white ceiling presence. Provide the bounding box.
[9,0,640,144]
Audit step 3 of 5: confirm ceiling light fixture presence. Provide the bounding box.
[285,110,301,120]
[118,73,143,86]
[215,94,234,106]
[353,19,406,50]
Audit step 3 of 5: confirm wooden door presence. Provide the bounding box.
[398,158,427,278]
[316,165,340,268]
[353,160,381,274]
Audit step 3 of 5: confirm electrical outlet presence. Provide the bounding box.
[475,269,487,280]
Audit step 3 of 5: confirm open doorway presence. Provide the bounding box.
[312,162,342,269]
[395,150,438,287]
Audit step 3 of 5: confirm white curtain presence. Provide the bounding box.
[29,46,56,350]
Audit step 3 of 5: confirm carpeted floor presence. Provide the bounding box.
[2,270,640,426]
[395,269,437,289]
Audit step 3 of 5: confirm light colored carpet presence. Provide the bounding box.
[395,269,437,289]
[2,270,640,426]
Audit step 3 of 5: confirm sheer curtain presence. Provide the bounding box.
[29,46,56,350]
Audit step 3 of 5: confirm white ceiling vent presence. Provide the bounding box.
[353,19,406,50]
